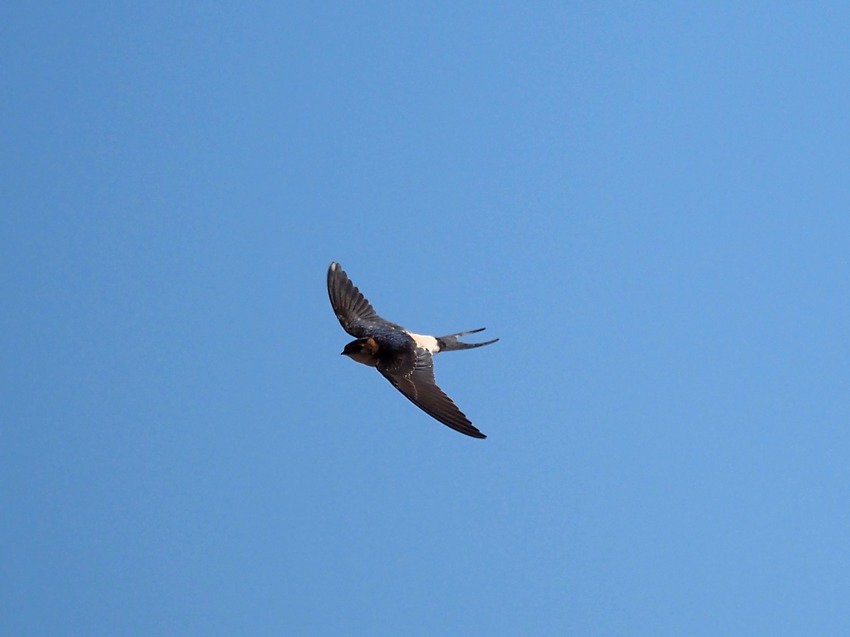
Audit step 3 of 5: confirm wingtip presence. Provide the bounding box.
[328,261,345,285]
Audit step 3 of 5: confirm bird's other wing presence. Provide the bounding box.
[378,347,487,439]
[327,262,401,337]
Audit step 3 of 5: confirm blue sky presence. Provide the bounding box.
[3,2,849,635]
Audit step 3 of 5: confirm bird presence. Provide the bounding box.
[327,261,498,439]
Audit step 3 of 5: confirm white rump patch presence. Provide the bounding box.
[408,332,440,354]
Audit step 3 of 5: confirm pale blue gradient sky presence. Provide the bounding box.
[3,3,849,635]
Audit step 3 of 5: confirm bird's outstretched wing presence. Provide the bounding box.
[327,262,401,337]
[378,347,486,439]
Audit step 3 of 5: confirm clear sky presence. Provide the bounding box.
[3,3,849,635]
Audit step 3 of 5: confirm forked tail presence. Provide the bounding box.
[436,327,499,352]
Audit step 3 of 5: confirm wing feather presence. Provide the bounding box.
[378,348,486,439]
[327,262,398,337]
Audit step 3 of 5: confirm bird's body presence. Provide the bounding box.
[327,262,497,439]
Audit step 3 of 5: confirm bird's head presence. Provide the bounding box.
[341,337,380,366]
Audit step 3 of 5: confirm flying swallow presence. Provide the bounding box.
[327,262,498,439]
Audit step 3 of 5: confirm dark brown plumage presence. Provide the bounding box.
[328,262,498,439]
